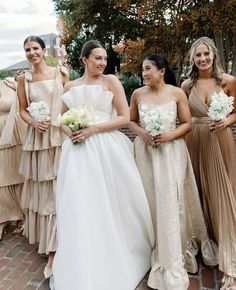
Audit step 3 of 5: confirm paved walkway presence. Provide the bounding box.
[0,226,222,290]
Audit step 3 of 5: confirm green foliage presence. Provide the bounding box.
[118,73,141,104]
[53,0,236,78]
[69,69,81,81]
[45,55,59,67]
[0,70,14,80]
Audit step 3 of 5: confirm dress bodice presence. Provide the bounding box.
[188,86,210,118]
[138,100,177,130]
[29,80,54,106]
[0,79,16,115]
[62,85,114,124]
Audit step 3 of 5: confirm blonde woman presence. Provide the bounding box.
[182,36,236,289]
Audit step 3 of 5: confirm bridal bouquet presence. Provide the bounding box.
[140,107,174,147]
[27,101,50,122]
[207,92,234,121]
[60,105,94,145]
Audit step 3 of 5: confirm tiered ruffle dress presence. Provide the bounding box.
[185,86,236,286]
[134,101,218,290]
[0,78,26,225]
[19,68,66,254]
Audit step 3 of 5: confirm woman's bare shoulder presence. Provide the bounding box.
[63,78,83,93]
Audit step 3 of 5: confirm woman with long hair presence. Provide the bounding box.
[129,54,218,290]
[182,36,236,289]
[17,35,68,278]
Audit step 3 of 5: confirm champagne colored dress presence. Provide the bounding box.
[19,67,66,254]
[185,86,236,280]
[53,85,155,290]
[134,100,218,290]
[0,78,25,225]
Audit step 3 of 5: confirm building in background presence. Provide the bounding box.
[1,33,66,77]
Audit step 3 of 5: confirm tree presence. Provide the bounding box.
[0,70,14,80]
[53,0,236,80]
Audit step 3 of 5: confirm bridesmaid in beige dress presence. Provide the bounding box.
[129,55,218,290]
[17,35,68,277]
[0,77,26,239]
[182,36,236,290]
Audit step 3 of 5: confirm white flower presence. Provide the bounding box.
[208,92,234,121]
[27,101,50,122]
[140,107,174,137]
[60,105,94,145]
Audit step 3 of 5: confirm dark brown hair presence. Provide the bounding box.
[23,35,46,50]
[80,40,104,59]
[144,54,177,86]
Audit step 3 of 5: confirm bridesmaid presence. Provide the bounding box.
[182,36,236,289]
[129,54,218,290]
[0,77,26,239]
[17,35,68,277]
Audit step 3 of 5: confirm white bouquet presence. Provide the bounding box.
[140,107,174,147]
[60,105,94,145]
[207,92,234,121]
[27,101,50,122]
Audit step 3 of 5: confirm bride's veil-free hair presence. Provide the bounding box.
[79,40,104,64]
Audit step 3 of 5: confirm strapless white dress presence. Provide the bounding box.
[52,85,155,290]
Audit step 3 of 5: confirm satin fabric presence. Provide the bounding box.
[53,85,155,290]
[186,86,236,279]
[134,101,218,290]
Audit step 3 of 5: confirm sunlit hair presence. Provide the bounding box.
[23,35,46,50]
[80,40,104,62]
[188,36,224,89]
[144,54,177,86]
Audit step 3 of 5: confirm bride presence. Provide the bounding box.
[52,40,154,290]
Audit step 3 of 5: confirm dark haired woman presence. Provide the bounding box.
[17,35,68,277]
[182,37,236,289]
[52,40,154,290]
[129,54,218,290]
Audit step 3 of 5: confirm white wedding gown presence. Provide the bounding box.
[53,85,155,290]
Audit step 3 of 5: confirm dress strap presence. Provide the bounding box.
[50,66,68,126]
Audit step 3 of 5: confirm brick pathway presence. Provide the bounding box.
[0,226,222,290]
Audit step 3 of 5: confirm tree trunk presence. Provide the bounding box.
[214,30,226,71]
[231,32,236,76]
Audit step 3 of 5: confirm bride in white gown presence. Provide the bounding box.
[52,40,154,290]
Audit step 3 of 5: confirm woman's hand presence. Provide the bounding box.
[153,131,174,145]
[138,128,154,146]
[209,119,227,132]
[70,125,96,144]
[31,119,51,133]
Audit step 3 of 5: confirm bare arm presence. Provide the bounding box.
[212,75,236,131]
[224,75,236,126]
[129,89,154,146]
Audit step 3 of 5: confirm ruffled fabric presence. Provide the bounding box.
[183,238,218,273]
[20,68,65,254]
[220,275,236,290]
[147,260,189,290]
[0,78,26,224]
[24,210,57,254]
[0,184,23,223]
[19,147,61,181]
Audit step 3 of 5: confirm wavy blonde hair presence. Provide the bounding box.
[188,37,224,89]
